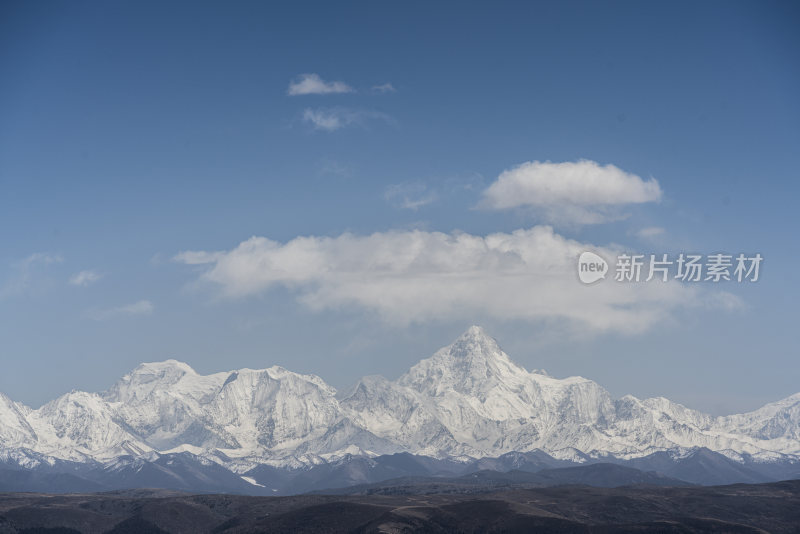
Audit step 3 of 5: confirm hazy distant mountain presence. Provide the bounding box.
[1,326,798,493]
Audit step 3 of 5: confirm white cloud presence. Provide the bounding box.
[90,300,154,320]
[481,160,663,225]
[303,108,344,131]
[372,83,396,93]
[635,226,666,239]
[288,73,354,96]
[174,226,735,333]
[385,182,437,210]
[69,270,101,286]
[302,107,392,132]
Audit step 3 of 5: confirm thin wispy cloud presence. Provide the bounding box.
[372,83,396,93]
[385,182,437,210]
[481,160,663,225]
[318,159,354,178]
[288,73,354,96]
[302,107,393,132]
[175,226,737,333]
[89,300,154,320]
[69,270,101,287]
[0,252,63,298]
[635,226,666,239]
[20,253,63,267]
[302,108,345,131]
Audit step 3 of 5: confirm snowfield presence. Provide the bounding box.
[1,326,798,471]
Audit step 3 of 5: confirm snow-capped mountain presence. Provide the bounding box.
[1,326,799,477]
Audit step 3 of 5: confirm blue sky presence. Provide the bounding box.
[1,0,798,414]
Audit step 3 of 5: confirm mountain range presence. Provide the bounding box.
[1,326,798,494]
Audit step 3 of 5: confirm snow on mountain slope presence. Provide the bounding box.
[0,393,35,447]
[389,326,618,457]
[711,393,800,456]
[208,366,340,454]
[102,360,233,451]
[337,374,471,457]
[0,326,798,469]
[26,390,152,461]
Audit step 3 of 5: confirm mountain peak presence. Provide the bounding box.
[103,360,199,403]
[398,326,529,396]
[457,325,495,343]
[123,359,197,381]
[462,325,490,337]
[136,359,196,374]
[451,325,501,357]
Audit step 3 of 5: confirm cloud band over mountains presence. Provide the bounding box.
[175,226,734,333]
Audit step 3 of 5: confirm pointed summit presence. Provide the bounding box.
[449,325,503,359]
[462,325,490,337]
[398,326,528,397]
